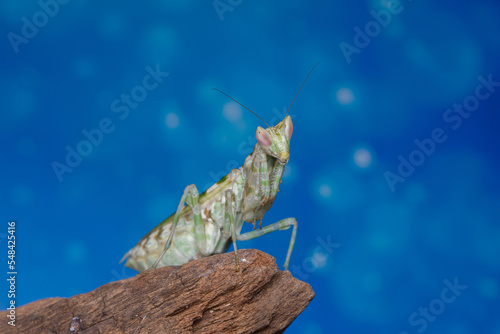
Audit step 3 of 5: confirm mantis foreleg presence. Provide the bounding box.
[255,154,271,199]
[220,189,241,270]
[236,217,297,270]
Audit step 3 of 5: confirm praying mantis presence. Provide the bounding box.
[121,63,318,272]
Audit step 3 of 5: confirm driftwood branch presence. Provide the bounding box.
[1,249,314,333]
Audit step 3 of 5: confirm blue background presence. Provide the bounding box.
[1,1,500,333]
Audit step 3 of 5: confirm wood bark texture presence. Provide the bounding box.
[0,249,314,334]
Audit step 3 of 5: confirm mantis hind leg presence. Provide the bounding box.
[150,184,207,270]
[236,218,297,270]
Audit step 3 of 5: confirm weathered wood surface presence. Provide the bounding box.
[1,249,314,333]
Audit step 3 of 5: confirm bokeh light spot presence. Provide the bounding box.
[165,112,180,129]
[223,101,243,123]
[336,87,355,105]
[353,147,372,168]
[319,184,332,198]
[311,250,328,269]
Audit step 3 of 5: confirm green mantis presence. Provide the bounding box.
[121,64,318,272]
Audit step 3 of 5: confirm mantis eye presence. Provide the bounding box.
[256,126,272,147]
[284,116,293,139]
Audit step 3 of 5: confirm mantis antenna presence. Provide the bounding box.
[212,88,270,128]
[285,61,320,117]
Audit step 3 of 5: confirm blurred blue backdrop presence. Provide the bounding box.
[1,1,500,333]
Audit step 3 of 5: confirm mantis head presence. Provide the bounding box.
[256,116,293,164]
[213,62,318,165]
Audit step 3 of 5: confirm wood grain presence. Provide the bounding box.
[0,249,314,333]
